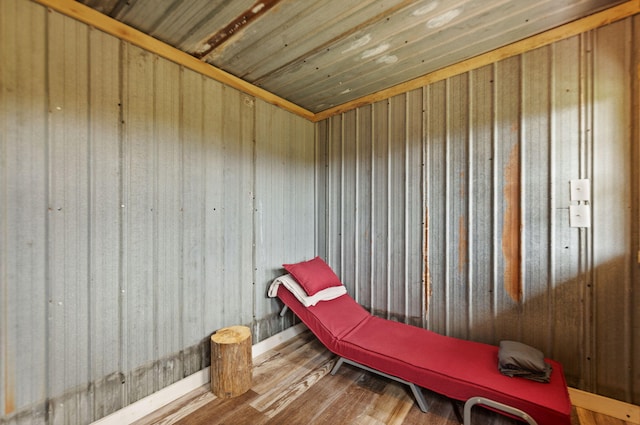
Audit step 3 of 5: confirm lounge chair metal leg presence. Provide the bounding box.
[279,305,289,317]
[451,400,464,424]
[329,357,428,413]
[330,357,345,375]
[463,397,538,425]
[408,383,429,413]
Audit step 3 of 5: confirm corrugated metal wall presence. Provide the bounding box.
[0,0,315,423]
[317,16,640,404]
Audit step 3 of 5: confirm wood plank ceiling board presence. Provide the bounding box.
[74,0,629,115]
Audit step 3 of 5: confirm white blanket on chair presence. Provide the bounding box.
[268,274,347,307]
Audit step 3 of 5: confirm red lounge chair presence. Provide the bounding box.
[270,274,572,425]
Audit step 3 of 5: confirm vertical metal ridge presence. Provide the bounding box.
[421,85,428,328]
[370,103,376,313]
[491,62,499,332]
[151,52,160,393]
[177,65,186,366]
[85,22,94,406]
[580,29,595,393]
[340,112,345,282]
[548,42,557,355]
[354,108,360,302]
[466,70,474,339]
[117,38,126,404]
[324,118,336,264]
[444,78,451,336]
[544,43,553,354]
[386,99,392,319]
[404,93,410,322]
[43,1,53,413]
[518,52,524,338]
[119,41,130,401]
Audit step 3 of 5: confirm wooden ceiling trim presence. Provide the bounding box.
[32,0,316,121]
[312,0,640,122]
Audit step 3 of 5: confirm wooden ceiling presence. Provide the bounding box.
[41,0,637,120]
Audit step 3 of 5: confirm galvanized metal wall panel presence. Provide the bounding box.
[520,46,552,354]
[252,99,316,342]
[318,18,640,404]
[592,19,633,401]
[468,65,496,344]
[0,0,48,421]
[180,69,207,378]
[121,43,157,405]
[154,52,183,390]
[549,35,587,390]
[47,11,93,423]
[87,26,123,419]
[0,1,316,423]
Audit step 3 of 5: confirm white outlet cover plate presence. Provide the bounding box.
[569,204,591,227]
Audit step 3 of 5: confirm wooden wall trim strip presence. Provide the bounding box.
[569,388,640,424]
[312,0,640,122]
[32,0,316,121]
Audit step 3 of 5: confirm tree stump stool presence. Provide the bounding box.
[210,325,252,398]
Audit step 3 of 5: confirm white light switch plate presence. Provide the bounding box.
[570,179,590,201]
[569,204,590,227]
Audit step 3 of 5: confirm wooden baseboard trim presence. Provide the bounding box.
[569,387,640,424]
[91,323,308,425]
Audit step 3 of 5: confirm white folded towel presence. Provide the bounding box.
[268,274,347,307]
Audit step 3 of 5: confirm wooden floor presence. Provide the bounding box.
[135,331,632,425]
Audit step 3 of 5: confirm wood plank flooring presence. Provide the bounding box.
[134,331,633,425]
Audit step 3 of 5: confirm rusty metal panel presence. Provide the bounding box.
[492,55,523,343]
